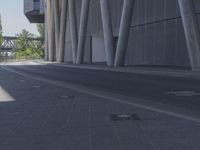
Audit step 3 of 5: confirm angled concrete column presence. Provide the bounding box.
[69,0,78,64]
[53,0,60,61]
[44,0,48,61]
[47,0,55,62]
[76,0,90,64]
[50,0,56,61]
[114,0,135,66]
[46,0,51,61]
[100,0,115,66]
[178,0,200,71]
[58,0,68,62]
[59,0,62,12]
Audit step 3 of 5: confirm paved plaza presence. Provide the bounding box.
[0,67,200,150]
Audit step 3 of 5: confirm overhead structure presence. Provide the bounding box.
[24,0,45,23]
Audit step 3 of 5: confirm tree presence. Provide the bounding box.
[0,14,3,45]
[15,29,44,60]
[15,29,34,51]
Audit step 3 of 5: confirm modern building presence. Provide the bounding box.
[24,0,200,70]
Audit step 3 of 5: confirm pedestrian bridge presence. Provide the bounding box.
[0,36,43,52]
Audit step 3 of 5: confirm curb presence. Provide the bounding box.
[38,61,200,80]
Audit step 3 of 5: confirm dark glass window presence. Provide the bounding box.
[33,0,40,11]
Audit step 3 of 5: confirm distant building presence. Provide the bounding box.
[24,0,200,71]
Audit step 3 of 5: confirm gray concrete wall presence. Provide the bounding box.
[92,36,106,63]
[63,0,200,67]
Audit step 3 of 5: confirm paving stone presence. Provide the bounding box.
[23,143,59,150]
[0,145,24,150]
[122,139,155,150]
[2,136,36,145]
[58,141,89,150]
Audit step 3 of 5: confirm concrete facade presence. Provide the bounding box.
[24,0,200,70]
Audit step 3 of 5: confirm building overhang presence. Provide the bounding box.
[25,10,44,23]
[24,0,45,23]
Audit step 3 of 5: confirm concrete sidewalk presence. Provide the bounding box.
[38,61,200,80]
[0,65,200,150]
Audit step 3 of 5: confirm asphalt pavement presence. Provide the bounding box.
[0,62,200,150]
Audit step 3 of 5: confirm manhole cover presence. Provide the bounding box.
[109,114,140,121]
[166,91,200,97]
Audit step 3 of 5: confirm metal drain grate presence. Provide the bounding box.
[19,80,26,82]
[166,91,200,97]
[109,114,141,121]
[32,85,41,88]
[60,95,75,99]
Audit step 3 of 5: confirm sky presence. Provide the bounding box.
[0,0,39,36]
